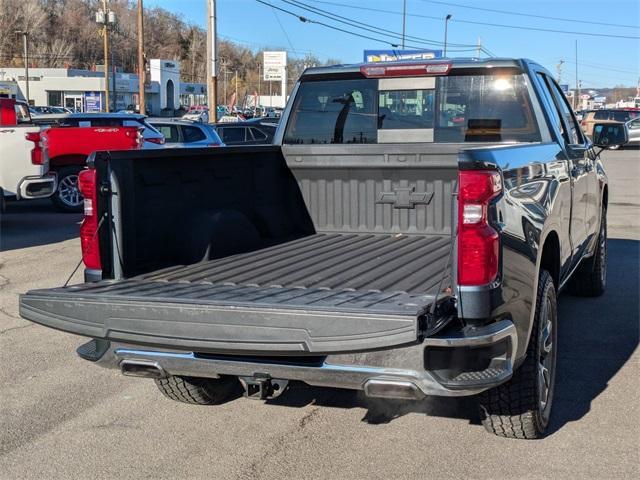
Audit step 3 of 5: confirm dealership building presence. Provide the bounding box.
[0,59,206,113]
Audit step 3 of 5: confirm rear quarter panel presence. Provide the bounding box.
[460,142,571,360]
[0,125,46,196]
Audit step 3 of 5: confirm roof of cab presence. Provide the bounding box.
[300,57,536,78]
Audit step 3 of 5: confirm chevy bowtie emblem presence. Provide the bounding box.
[376,187,434,209]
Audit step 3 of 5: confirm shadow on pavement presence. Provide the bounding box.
[0,199,81,252]
[268,239,640,434]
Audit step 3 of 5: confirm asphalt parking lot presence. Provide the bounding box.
[1,149,638,479]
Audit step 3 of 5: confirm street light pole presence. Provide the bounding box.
[15,31,29,104]
[444,14,452,57]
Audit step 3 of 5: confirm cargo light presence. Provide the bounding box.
[25,132,44,165]
[360,63,452,78]
[457,170,502,286]
[78,168,101,270]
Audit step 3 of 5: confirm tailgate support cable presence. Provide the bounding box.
[63,215,105,287]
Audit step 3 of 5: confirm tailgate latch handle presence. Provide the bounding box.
[376,187,434,209]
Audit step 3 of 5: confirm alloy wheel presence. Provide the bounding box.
[57,174,83,207]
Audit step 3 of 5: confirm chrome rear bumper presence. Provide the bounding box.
[109,320,518,399]
[17,173,57,200]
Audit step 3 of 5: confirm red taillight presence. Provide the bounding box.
[25,132,44,165]
[147,137,165,145]
[457,170,502,286]
[78,169,101,270]
[360,63,451,78]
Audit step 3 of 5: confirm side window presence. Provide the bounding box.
[182,126,206,142]
[221,127,245,143]
[628,118,640,130]
[594,110,608,120]
[536,73,565,140]
[548,79,583,144]
[249,127,268,141]
[156,125,180,143]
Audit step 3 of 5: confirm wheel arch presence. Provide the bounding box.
[539,230,561,290]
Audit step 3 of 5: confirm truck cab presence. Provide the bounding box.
[0,98,57,210]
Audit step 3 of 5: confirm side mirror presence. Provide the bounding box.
[592,122,628,148]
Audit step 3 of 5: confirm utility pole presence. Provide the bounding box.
[96,1,116,112]
[137,0,146,114]
[206,0,218,122]
[234,70,238,105]
[476,36,482,58]
[401,0,407,49]
[15,31,29,104]
[443,14,452,57]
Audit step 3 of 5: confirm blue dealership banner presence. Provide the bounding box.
[364,49,443,63]
[84,92,102,112]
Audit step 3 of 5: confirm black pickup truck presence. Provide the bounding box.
[20,58,627,438]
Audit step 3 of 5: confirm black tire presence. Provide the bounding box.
[154,375,240,405]
[478,270,558,439]
[51,166,83,213]
[569,210,607,297]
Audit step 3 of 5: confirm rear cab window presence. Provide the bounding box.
[284,67,541,144]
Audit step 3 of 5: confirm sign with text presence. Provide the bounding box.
[84,92,102,112]
[364,49,442,63]
[263,51,287,81]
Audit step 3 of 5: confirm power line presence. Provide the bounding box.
[309,0,640,40]
[281,0,476,48]
[419,0,640,30]
[254,0,424,49]
[270,4,297,53]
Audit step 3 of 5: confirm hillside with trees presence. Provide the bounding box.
[0,0,339,103]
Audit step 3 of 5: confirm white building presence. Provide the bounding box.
[0,59,206,114]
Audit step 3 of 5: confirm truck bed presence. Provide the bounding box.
[21,146,457,355]
[20,232,451,354]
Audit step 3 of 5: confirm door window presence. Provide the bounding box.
[221,127,246,143]
[182,126,206,142]
[156,125,180,143]
[536,73,566,141]
[548,79,583,144]
[628,118,640,129]
[249,127,268,141]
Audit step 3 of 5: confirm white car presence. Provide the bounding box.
[182,106,209,123]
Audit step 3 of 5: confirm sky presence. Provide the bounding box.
[145,0,640,89]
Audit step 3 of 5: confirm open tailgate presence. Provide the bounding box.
[19,279,431,354]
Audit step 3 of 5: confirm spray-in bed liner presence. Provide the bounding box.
[20,233,452,354]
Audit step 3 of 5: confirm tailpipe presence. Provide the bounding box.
[120,360,166,379]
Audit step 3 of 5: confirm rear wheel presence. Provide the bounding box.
[51,166,83,213]
[154,375,241,405]
[478,270,557,439]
